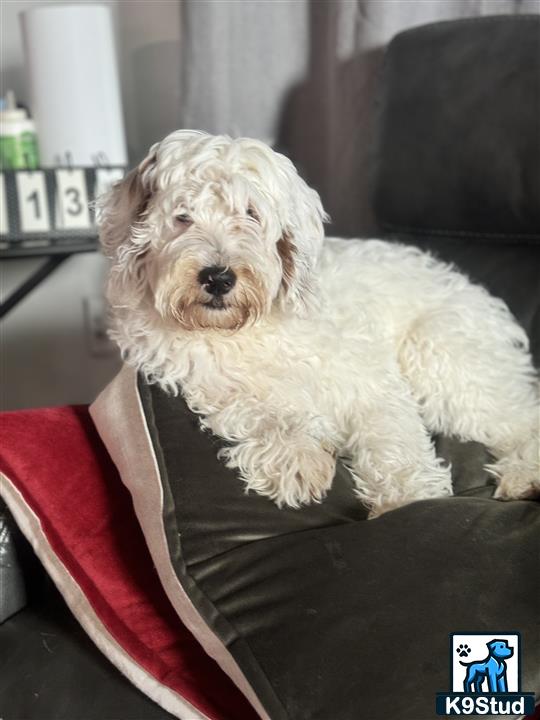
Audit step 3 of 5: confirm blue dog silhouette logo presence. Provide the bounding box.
[436,632,535,716]
[458,639,513,693]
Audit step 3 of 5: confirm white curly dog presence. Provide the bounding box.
[100,130,539,517]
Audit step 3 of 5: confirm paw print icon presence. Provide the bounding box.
[456,644,471,658]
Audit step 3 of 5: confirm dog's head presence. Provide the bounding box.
[99,130,327,333]
[487,640,514,660]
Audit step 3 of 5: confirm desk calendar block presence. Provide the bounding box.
[55,169,91,230]
[1,167,125,258]
[16,171,51,233]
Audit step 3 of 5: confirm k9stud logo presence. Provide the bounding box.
[436,633,535,715]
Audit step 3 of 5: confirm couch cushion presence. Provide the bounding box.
[91,366,540,720]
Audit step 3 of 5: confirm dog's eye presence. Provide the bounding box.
[175,213,192,225]
[246,206,259,222]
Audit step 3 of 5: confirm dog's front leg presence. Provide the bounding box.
[206,403,337,508]
[496,672,507,693]
[346,389,452,517]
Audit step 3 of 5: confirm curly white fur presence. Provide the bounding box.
[99,130,539,516]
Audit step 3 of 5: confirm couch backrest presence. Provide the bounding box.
[373,15,540,242]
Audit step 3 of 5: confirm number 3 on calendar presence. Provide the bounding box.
[55,169,91,230]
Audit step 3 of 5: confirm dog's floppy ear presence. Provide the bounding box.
[98,151,156,259]
[277,166,328,316]
[98,151,157,310]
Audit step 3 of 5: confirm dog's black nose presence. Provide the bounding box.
[198,266,236,296]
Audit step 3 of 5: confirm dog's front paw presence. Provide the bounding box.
[221,435,337,508]
[492,472,540,501]
[287,444,337,507]
[488,443,540,501]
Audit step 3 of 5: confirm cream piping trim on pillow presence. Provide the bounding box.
[0,471,210,720]
[90,365,270,720]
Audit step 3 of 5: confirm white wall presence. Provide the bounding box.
[1,254,121,410]
[1,0,182,410]
[115,0,183,161]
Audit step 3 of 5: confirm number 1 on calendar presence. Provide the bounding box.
[16,172,51,233]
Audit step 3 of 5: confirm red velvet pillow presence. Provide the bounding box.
[0,405,257,720]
